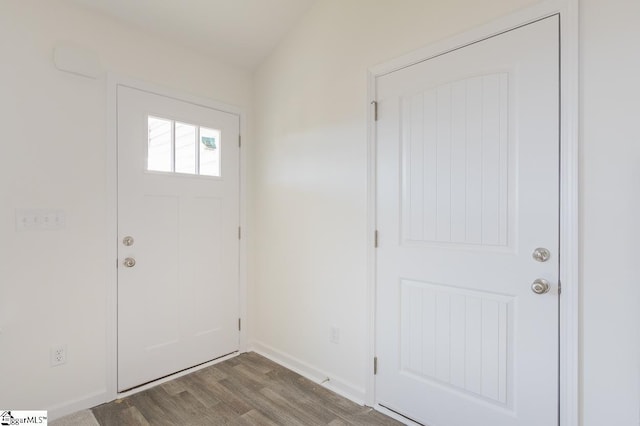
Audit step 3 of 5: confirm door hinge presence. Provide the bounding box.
[558,280,562,295]
[238,134,241,148]
[374,230,379,248]
[374,357,378,375]
[238,318,242,331]
[371,100,378,121]
[238,226,241,239]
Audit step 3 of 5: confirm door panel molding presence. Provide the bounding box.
[365,1,579,425]
[106,75,248,401]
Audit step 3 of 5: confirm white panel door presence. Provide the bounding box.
[117,86,240,391]
[375,16,559,426]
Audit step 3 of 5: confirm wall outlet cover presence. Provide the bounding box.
[50,345,67,366]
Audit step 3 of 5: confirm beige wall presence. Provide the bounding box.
[0,0,251,417]
[251,0,640,424]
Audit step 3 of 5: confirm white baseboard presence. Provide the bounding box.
[47,389,108,421]
[248,340,365,405]
[47,345,367,421]
[48,352,242,421]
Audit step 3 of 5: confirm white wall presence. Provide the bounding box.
[251,0,640,424]
[0,0,251,418]
[250,0,539,401]
[1,0,637,424]
[581,0,640,424]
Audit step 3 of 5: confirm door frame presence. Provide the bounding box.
[365,1,579,425]
[105,75,248,401]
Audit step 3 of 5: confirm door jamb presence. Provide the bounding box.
[105,75,248,400]
[365,1,579,425]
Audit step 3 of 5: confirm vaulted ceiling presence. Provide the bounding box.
[66,0,317,69]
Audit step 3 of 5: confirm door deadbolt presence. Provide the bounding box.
[532,247,551,262]
[123,236,134,246]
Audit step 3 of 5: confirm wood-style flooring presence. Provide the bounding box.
[92,352,403,425]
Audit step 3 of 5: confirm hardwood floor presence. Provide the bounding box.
[92,352,403,425]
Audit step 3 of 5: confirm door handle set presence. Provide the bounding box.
[122,236,135,268]
[531,247,554,295]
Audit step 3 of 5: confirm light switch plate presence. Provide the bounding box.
[16,209,66,231]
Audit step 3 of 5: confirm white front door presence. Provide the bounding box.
[375,16,559,426]
[117,85,240,391]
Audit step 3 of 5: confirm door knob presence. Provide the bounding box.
[123,257,136,268]
[531,278,550,294]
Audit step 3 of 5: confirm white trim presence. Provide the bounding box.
[369,0,566,77]
[249,341,366,405]
[105,73,118,400]
[105,74,248,403]
[110,76,244,116]
[238,110,249,353]
[365,72,377,408]
[47,389,108,421]
[365,1,579,425]
[557,1,580,425]
[50,352,236,420]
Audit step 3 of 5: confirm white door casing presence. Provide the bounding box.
[375,16,559,426]
[117,85,240,391]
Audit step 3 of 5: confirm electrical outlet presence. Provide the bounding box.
[50,345,67,367]
[330,326,340,344]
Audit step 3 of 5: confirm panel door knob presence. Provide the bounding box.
[123,257,136,268]
[123,236,135,246]
[531,278,550,294]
